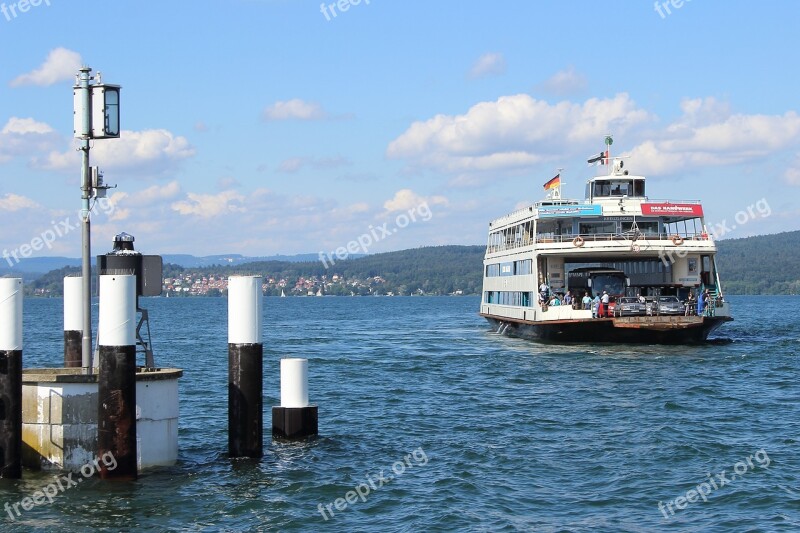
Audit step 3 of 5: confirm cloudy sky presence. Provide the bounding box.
[1,1,799,259]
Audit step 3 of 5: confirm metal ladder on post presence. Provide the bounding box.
[136,307,155,368]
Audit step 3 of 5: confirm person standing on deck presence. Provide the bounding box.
[582,292,592,311]
[600,290,610,318]
[593,293,600,318]
[697,289,705,317]
[703,288,712,316]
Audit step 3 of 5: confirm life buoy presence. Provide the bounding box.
[572,236,585,247]
[632,244,641,253]
[671,235,684,245]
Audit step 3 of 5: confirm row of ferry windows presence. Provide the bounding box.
[489,220,666,244]
[587,179,645,198]
[485,259,533,277]
[484,291,534,306]
[486,221,535,249]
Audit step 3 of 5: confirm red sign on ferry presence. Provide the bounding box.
[641,203,703,217]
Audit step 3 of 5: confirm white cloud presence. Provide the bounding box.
[383,189,449,213]
[387,93,653,177]
[0,193,41,211]
[35,129,195,176]
[627,98,800,175]
[171,190,246,218]
[0,117,60,163]
[535,66,588,96]
[2,117,54,135]
[10,48,83,87]
[262,99,328,121]
[468,52,507,79]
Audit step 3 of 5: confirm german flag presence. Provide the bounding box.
[543,174,560,190]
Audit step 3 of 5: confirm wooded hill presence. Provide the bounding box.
[23,230,800,296]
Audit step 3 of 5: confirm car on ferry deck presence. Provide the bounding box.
[612,296,646,317]
[645,296,685,316]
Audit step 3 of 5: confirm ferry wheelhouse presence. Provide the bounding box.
[479,149,733,344]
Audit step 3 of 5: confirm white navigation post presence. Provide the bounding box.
[273,358,318,440]
[63,275,83,367]
[72,67,121,372]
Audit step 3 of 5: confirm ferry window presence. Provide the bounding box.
[634,180,645,196]
[514,259,532,275]
[500,263,513,276]
[609,181,631,196]
[594,182,611,197]
[580,222,616,235]
[627,222,658,235]
[639,222,659,234]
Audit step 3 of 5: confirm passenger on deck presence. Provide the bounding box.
[696,290,705,316]
[582,292,592,310]
[600,290,610,317]
[539,280,550,305]
[550,294,561,306]
[593,294,600,318]
[685,291,695,316]
[564,291,573,307]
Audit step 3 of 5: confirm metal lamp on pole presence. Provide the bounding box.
[72,67,121,372]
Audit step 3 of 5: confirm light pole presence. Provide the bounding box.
[72,66,121,372]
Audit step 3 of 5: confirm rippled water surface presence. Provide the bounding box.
[3,295,799,531]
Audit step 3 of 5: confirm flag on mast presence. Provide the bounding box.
[543,174,560,190]
[587,151,608,166]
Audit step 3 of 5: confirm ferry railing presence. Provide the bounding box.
[646,198,703,205]
[486,232,712,253]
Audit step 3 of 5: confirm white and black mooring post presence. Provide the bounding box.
[97,274,138,480]
[0,277,23,478]
[272,358,318,440]
[64,276,83,368]
[228,276,264,458]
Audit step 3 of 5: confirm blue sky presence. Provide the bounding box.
[1,0,799,259]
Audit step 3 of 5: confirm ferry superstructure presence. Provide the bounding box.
[479,144,733,343]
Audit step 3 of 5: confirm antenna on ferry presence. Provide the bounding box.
[604,134,613,175]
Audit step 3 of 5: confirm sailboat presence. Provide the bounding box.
[281,289,286,298]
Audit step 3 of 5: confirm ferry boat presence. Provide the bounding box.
[479,138,733,344]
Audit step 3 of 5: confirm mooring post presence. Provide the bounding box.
[228,276,264,458]
[64,276,83,368]
[272,358,318,440]
[97,274,137,480]
[0,277,23,479]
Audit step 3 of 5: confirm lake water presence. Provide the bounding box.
[2,295,799,531]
